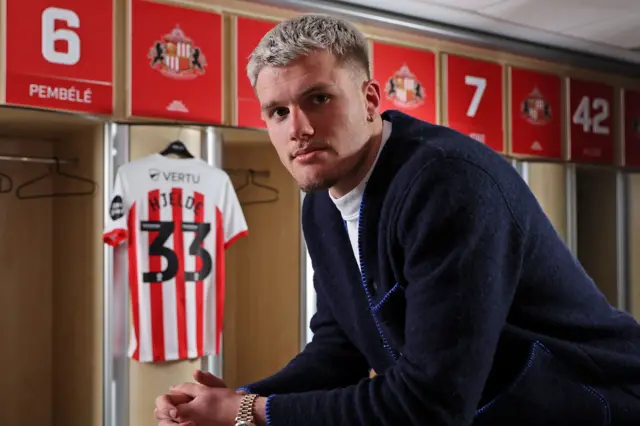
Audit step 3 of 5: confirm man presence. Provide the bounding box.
[156,13,640,426]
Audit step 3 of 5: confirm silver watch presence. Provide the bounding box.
[235,393,259,426]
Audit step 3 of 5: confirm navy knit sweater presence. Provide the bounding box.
[240,110,640,426]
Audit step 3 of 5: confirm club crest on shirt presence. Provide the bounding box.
[148,26,206,80]
[521,88,551,125]
[110,195,124,221]
[385,65,425,109]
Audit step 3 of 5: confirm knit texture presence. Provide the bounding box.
[241,110,640,425]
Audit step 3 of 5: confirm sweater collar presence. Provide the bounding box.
[362,110,432,280]
[329,119,392,221]
[321,109,424,287]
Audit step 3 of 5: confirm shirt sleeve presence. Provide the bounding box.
[103,169,130,246]
[221,174,248,248]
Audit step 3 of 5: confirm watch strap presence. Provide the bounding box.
[235,393,259,426]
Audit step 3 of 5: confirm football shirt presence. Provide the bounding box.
[103,153,248,362]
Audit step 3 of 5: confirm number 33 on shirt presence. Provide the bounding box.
[103,154,248,363]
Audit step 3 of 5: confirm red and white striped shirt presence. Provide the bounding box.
[103,154,248,363]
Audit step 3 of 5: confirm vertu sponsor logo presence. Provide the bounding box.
[149,168,200,184]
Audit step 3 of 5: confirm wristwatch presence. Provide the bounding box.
[235,393,259,426]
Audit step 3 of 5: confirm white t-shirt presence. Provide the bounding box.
[329,121,392,269]
[103,153,248,363]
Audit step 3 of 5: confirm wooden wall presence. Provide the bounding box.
[222,129,301,389]
[52,124,105,426]
[576,167,619,306]
[0,112,104,426]
[526,162,568,244]
[0,137,55,426]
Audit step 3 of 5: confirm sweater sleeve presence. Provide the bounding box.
[261,158,528,426]
[238,274,370,396]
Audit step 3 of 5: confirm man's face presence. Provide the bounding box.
[254,50,380,192]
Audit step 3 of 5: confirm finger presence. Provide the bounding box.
[154,404,185,421]
[158,421,191,426]
[170,382,205,398]
[174,402,196,423]
[155,394,181,419]
[155,408,172,421]
[167,390,195,404]
[156,392,193,419]
[194,369,226,388]
[166,392,194,405]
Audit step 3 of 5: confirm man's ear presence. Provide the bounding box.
[363,79,382,121]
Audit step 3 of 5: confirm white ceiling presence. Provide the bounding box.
[337,0,640,64]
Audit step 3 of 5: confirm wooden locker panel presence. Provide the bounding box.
[628,174,640,319]
[576,167,619,306]
[51,123,105,426]
[0,109,105,426]
[222,131,301,389]
[0,137,54,426]
[526,163,568,243]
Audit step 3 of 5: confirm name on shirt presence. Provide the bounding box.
[149,191,204,216]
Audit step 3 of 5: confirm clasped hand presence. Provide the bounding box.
[155,370,245,426]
